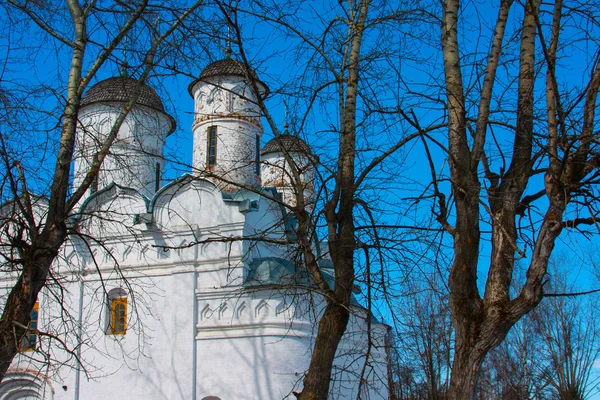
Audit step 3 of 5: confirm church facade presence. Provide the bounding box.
[0,59,388,399]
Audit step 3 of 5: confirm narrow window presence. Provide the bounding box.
[228,90,235,113]
[20,302,39,351]
[255,135,260,176]
[207,126,217,169]
[90,152,100,194]
[109,297,127,335]
[155,162,161,192]
[91,175,98,194]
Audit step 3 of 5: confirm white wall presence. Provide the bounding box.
[1,171,388,400]
[74,103,171,199]
[191,76,263,191]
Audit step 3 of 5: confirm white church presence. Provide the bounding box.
[0,58,389,399]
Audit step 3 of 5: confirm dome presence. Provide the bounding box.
[201,58,260,80]
[261,134,312,156]
[82,76,166,112]
[81,76,175,133]
[188,58,269,96]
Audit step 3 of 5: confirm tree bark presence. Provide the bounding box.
[0,233,64,380]
[448,349,486,400]
[297,302,351,399]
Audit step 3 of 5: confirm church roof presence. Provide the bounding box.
[261,134,312,156]
[81,76,175,133]
[201,58,260,80]
[244,257,373,318]
[188,58,269,97]
[81,76,166,113]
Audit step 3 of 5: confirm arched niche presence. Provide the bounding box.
[0,372,54,400]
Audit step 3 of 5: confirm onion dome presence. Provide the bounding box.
[261,134,312,156]
[188,58,269,97]
[81,76,175,133]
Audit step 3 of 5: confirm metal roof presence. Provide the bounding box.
[201,58,260,80]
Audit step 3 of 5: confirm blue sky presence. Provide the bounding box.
[2,0,600,395]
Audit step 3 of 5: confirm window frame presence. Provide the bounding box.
[109,297,128,335]
[207,126,217,169]
[255,134,260,176]
[19,301,39,352]
[106,289,128,336]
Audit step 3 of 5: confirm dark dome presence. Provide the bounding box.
[201,58,260,80]
[81,76,175,134]
[82,76,166,112]
[261,134,312,156]
[188,58,269,97]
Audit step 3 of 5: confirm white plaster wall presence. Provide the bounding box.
[261,152,315,211]
[191,76,264,191]
[194,287,389,400]
[70,272,196,400]
[0,178,388,400]
[24,272,197,400]
[195,334,312,399]
[74,103,171,198]
[191,76,262,118]
[193,118,262,191]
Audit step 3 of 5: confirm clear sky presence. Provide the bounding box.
[2,0,600,396]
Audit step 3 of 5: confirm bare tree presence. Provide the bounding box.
[437,0,600,397]
[531,274,600,399]
[4,0,599,397]
[0,0,204,381]
[217,1,386,398]
[212,0,600,397]
[475,304,550,400]
[224,0,438,396]
[394,264,452,400]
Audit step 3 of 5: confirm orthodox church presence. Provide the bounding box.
[0,59,388,399]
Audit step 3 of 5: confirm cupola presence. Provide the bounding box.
[189,58,269,192]
[261,132,316,211]
[74,76,175,199]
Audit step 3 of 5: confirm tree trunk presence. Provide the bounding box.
[447,353,483,400]
[296,301,350,399]
[0,238,62,380]
[296,1,369,398]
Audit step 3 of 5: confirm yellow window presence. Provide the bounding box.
[110,297,127,335]
[19,302,39,351]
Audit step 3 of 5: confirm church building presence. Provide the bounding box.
[0,58,389,399]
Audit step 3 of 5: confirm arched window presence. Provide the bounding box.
[106,289,128,335]
[19,302,39,352]
[201,397,221,400]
